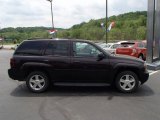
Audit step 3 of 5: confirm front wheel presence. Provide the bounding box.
[115,71,139,93]
[138,54,144,60]
[26,71,49,93]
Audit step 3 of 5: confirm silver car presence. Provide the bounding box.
[102,43,121,54]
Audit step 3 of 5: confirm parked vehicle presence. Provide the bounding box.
[8,39,149,93]
[11,44,19,50]
[0,38,3,49]
[103,43,121,54]
[96,43,121,54]
[95,42,107,48]
[116,42,147,60]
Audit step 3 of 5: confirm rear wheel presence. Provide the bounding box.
[115,71,139,93]
[138,54,144,60]
[26,71,49,93]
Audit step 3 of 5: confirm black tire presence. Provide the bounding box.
[115,71,139,93]
[138,54,144,60]
[26,71,49,93]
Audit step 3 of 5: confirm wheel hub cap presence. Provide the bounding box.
[29,75,45,91]
[119,75,136,91]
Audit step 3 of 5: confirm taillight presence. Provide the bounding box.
[115,49,118,54]
[10,58,16,68]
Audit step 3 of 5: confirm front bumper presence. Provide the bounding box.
[8,68,25,81]
[139,71,149,84]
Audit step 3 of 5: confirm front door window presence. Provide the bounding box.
[73,42,101,57]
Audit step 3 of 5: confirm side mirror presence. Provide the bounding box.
[97,53,105,61]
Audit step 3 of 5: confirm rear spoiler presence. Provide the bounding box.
[121,42,135,45]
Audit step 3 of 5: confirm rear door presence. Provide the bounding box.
[116,43,135,56]
[116,47,133,55]
[70,41,111,83]
[44,40,72,82]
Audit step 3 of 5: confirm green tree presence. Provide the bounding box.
[136,26,146,40]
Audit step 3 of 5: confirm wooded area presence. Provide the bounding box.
[0,11,147,43]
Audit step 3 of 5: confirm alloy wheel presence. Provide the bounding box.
[119,74,136,91]
[29,75,45,91]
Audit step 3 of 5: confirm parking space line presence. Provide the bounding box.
[149,71,158,76]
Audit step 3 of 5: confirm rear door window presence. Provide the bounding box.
[45,41,70,56]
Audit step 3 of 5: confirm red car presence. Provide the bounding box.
[116,42,146,60]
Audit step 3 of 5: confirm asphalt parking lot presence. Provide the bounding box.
[0,50,160,120]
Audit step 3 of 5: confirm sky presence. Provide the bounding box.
[0,0,147,29]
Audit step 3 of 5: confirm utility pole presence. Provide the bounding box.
[106,0,108,43]
[46,0,55,38]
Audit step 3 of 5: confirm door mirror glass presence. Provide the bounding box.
[97,53,105,61]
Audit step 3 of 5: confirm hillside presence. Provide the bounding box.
[107,11,147,40]
[57,18,106,40]
[61,11,147,41]
[0,27,63,43]
[0,11,147,43]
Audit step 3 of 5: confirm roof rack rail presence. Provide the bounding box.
[27,37,51,40]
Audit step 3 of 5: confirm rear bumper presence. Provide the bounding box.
[8,68,25,81]
[139,71,149,84]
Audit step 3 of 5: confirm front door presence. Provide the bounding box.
[71,41,110,83]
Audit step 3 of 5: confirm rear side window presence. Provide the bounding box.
[15,41,48,55]
[45,41,70,56]
[138,42,145,48]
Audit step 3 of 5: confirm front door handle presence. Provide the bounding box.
[43,60,49,62]
[73,61,81,63]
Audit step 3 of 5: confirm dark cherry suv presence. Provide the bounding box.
[8,39,149,93]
